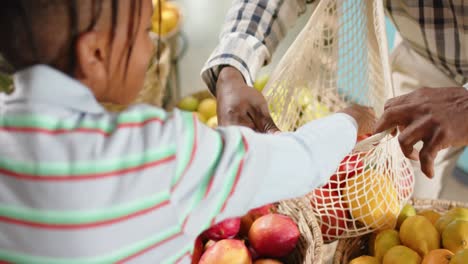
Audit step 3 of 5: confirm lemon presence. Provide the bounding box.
[383,245,421,264]
[177,96,200,112]
[198,98,217,120]
[450,248,468,264]
[422,249,454,264]
[373,229,401,262]
[436,208,468,234]
[442,220,468,254]
[152,6,180,36]
[196,113,207,124]
[343,170,399,229]
[400,215,440,256]
[419,210,442,226]
[398,204,417,229]
[349,255,379,264]
[206,116,218,128]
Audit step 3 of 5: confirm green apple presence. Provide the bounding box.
[177,96,200,112]
[254,75,269,92]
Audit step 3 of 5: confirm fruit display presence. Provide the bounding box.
[152,0,181,37]
[346,203,468,264]
[176,94,218,128]
[176,74,271,129]
[193,204,302,264]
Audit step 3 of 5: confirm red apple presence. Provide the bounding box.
[254,259,283,264]
[248,214,300,258]
[191,235,204,264]
[240,214,255,237]
[323,154,364,190]
[248,245,260,261]
[204,240,216,250]
[249,204,276,220]
[310,188,348,242]
[199,239,252,264]
[202,218,241,240]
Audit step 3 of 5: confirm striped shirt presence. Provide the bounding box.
[0,65,357,263]
[202,0,468,93]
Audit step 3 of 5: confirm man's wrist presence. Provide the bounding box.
[217,66,247,90]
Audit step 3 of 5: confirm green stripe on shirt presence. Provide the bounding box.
[202,132,246,231]
[0,108,167,132]
[0,146,176,176]
[172,112,195,187]
[179,130,223,225]
[0,225,181,264]
[0,191,170,225]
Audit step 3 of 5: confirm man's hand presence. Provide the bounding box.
[216,66,279,133]
[375,87,468,178]
[339,104,376,136]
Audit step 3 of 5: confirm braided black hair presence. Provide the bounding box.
[0,0,143,75]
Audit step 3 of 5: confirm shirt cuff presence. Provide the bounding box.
[463,83,468,90]
[201,33,270,94]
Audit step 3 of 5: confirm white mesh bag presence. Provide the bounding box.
[263,0,414,241]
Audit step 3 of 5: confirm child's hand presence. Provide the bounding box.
[339,104,376,137]
[216,66,279,133]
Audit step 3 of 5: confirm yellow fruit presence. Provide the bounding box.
[383,245,421,264]
[436,208,468,234]
[400,215,440,256]
[398,204,417,229]
[442,220,468,253]
[152,7,180,36]
[206,116,218,128]
[419,210,442,226]
[152,0,166,8]
[450,248,468,264]
[198,98,217,120]
[270,112,280,124]
[422,249,454,264]
[302,102,330,121]
[343,171,399,229]
[196,113,207,124]
[349,255,379,264]
[254,75,269,92]
[373,229,401,262]
[177,96,199,112]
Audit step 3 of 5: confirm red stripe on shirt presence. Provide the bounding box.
[0,117,165,137]
[0,155,176,181]
[117,207,193,263]
[117,195,194,263]
[117,233,184,264]
[0,200,170,229]
[204,174,215,199]
[176,252,191,264]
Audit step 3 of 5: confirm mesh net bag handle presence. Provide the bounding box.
[263,0,414,241]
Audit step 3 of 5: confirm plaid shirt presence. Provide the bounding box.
[202,0,468,92]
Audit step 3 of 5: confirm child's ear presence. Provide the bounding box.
[74,31,109,93]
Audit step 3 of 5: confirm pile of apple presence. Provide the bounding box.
[192,204,301,264]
